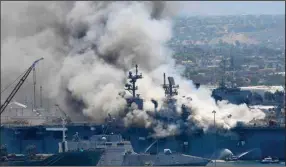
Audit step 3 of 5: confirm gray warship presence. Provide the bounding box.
[211,57,284,106]
[1,59,285,161]
[67,133,211,166]
[1,132,211,166]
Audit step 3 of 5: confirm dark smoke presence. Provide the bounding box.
[1,1,265,138]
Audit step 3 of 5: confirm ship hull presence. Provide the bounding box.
[1,151,104,166]
[122,154,210,166]
[129,127,285,160]
[1,125,285,160]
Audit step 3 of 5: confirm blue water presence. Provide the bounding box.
[207,161,286,166]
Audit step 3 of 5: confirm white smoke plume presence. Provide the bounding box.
[1,1,265,138]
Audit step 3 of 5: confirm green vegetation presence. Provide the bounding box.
[264,74,285,86]
[169,15,285,86]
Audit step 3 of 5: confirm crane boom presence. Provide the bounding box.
[0,58,44,114]
[55,104,72,123]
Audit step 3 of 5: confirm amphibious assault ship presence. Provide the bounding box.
[211,57,284,107]
[1,59,285,161]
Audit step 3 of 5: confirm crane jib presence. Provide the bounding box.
[0,58,44,114]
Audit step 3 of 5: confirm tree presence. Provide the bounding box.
[265,74,285,86]
[249,76,260,85]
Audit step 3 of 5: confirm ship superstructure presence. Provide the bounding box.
[211,57,253,105]
[124,64,144,110]
[1,64,285,161]
[147,73,188,122]
[211,57,284,107]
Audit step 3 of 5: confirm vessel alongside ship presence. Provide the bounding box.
[1,62,285,162]
[1,133,211,166]
[260,156,280,164]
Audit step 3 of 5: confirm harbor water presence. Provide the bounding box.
[207,160,285,166]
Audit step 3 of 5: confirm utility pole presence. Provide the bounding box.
[62,117,66,142]
[40,86,43,108]
[33,67,36,111]
[212,110,217,167]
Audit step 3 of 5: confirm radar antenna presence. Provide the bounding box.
[125,64,143,98]
[162,73,179,98]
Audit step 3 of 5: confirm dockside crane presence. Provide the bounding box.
[55,104,72,124]
[0,58,44,114]
[54,104,71,144]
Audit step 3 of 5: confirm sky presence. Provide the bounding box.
[179,1,285,16]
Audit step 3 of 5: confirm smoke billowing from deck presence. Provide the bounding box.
[1,1,265,138]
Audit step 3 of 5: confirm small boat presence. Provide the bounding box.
[260,156,280,164]
[272,157,280,163]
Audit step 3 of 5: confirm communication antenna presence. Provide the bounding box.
[125,64,143,98]
[162,73,167,96]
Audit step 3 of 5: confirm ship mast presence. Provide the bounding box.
[125,64,143,98]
